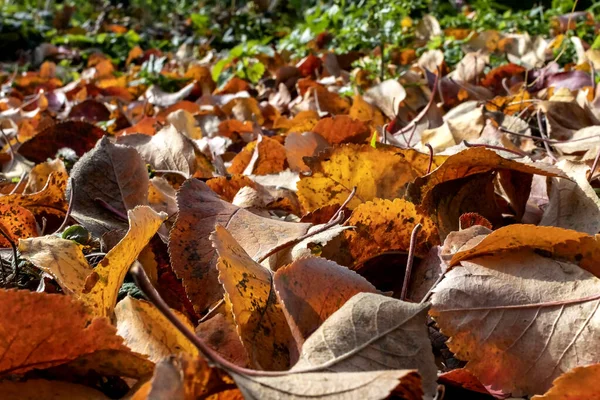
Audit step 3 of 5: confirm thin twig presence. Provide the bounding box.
[255,187,356,264]
[40,217,47,236]
[590,146,600,183]
[463,141,528,157]
[537,110,557,161]
[392,69,439,137]
[9,172,27,195]
[55,178,74,233]
[425,143,434,174]
[0,227,18,283]
[0,127,15,172]
[257,211,345,264]
[400,224,422,301]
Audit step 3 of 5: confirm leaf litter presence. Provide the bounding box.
[3,3,600,400]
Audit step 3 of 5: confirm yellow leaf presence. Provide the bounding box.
[81,206,166,317]
[212,225,293,371]
[18,236,92,294]
[115,296,198,362]
[532,364,600,399]
[298,144,445,212]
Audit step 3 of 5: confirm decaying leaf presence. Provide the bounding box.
[298,144,445,212]
[212,225,293,370]
[0,171,68,218]
[68,137,150,237]
[340,198,439,267]
[449,224,600,277]
[0,204,38,247]
[431,250,600,395]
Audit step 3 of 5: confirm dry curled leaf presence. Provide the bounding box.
[431,250,600,396]
[449,224,600,278]
[298,144,445,212]
[117,124,198,177]
[0,171,68,218]
[0,204,38,247]
[228,135,287,176]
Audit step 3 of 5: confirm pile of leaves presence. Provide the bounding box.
[3,1,600,399]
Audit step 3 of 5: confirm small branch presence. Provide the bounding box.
[55,178,75,233]
[537,110,557,162]
[0,227,18,284]
[425,143,434,174]
[392,70,439,137]
[328,186,356,224]
[9,172,27,195]
[400,224,422,301]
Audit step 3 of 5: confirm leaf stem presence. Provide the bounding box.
[425,143,434,174]
[400,223,422,301]
[55,178,75,233]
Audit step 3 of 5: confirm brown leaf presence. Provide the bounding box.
[196,313,250,367]
[312,115,371,145]
[0,289,151,377]
[222,97,264,125]
[284,131,330,173]
[67,136,149,237]
[117,125,198,177]
[68,99,111,122]
[363,79,406,119]
[431,250,600,395]
[293,292,438,397]
[228,135,287,175]
[532,364,600,399]
[298,144,445,212]
[212,225,294,370]
[18,121,106,163]
[169,179,311,313]
[274,256,377,349]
